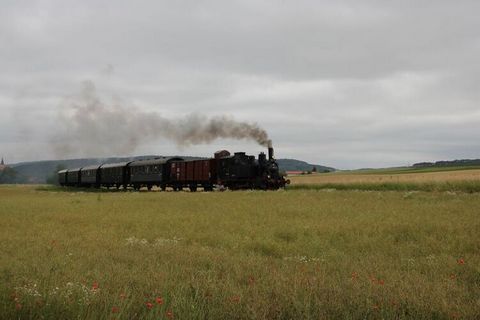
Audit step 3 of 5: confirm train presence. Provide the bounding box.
[57,146,288,191]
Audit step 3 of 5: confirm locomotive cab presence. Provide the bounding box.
[257,146,288,190]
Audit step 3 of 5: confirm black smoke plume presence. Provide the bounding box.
[52,81,270,157]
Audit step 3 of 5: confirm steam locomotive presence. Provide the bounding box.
[58,146,288,191]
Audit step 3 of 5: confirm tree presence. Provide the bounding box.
[312,166,317,173]
[0,167,18,184]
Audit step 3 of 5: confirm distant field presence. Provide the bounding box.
[289,168,480,185]
[0,185,479,319]
[341,166,480,175]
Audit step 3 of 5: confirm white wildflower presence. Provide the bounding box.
[283,256,321,263]
[14,283,42,297]
[153,236,182,246]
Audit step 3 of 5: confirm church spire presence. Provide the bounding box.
[1,157,3,165]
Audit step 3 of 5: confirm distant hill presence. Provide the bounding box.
[8,156,335,184]
[276,159,335,173]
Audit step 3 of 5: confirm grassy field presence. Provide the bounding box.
[337,166,480,175]
[289,168,480,192]
[0,184,479,319]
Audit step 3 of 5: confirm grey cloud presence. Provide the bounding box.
[0,1,479,168]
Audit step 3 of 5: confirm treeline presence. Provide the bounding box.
[0,164,66,185]
[0,167,20,184]
[413,159,480,168]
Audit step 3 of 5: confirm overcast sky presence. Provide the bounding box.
[1,0,479,169]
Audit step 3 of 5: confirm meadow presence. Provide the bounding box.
[0,182,479,319]
[289,168,480,184]
[289,168,480,193]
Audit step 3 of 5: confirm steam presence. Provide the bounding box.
[52,81,271,157]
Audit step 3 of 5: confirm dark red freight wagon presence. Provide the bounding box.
[186,161,195,181]
[170,159,216,191]
[192,160,211,181]
[191,159,216,191]
[170,161,187,190]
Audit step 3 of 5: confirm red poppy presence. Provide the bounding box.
[378,279,385,285]
[156,297,164,305]
[92,282,99,290]
[146,302,153,309]
[15,303,22,310]
[457,258,465,265]
[166,310,174,319]
[111,306,119,313]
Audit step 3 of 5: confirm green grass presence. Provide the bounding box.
[289,180,480,193]
[0,185,479,319]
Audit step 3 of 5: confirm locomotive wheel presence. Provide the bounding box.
[189,185,197,192]
[147,185,152,191]
[160,185,166,191]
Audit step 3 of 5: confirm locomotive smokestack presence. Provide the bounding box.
[268,140,274,160]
